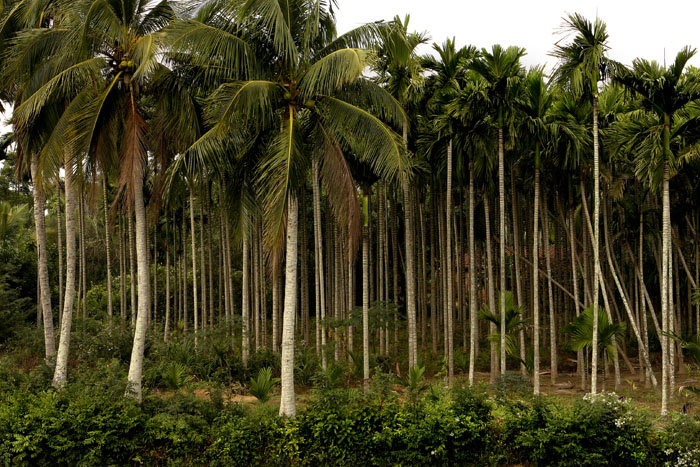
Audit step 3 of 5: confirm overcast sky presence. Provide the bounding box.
[2,0,699,135]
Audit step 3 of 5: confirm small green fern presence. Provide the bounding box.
[162,362,192,390]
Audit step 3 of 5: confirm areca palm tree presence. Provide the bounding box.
[174,0,408,417]
[422,38,477,383]
[551,13,613,394]
[373,15,427,370]
[470,44,525,375]
[612,47,700,415]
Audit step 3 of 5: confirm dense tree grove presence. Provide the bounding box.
[5,0,700,444]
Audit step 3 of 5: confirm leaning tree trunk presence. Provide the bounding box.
[53,155,77,387]
[279,195,299,418]
[468,161,478,385]
[511,170,526,376]
[103,173,113,322]
[445,138,455,383]
[126,170,152,402]
[31,154,56,359]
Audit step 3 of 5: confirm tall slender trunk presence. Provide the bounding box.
[242,211,250,366]
[300,188,309,346]
[511,170,525,375]
[79,194,87,318]
[199,191,207,332]
[592,93,600,394]
[31,154,55,359]
[57,186,64,330]
[542,180,557,384]
[253,224,261,351]
[153,224,158,327]
[498,127,507,374]
[445,138,454,382]
[484,194,498,381]
[129,210,137,327]
[568,189,584,388]
[207,184,214,327]
[182,213,188,332]
[468,162,477,385]
[661,160,671,415]
[362,192,370,390]
[126,170,152,402]
[164,239,171,343]
[279,194,299,417]
[189,187,199,348]
[532,167,541,395]
[272,263,280,352]
[312,159,327,368]
[119,216,126,320]
[402,123,417,368]
[102,174,113,321]
[53,156,76,386]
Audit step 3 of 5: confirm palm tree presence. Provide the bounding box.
[373,15,427,369]
[551,12,612,394]
[422,38,477,383]
[174,1,408,417]
[613,47,700,415]
[10,0,177,395]
[470,44,525,375]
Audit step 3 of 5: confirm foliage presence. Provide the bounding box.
[249,367,278,403]
[564,305,627,362]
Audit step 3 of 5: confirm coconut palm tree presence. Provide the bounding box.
[10,0,177,395]
[470,44,525,375]
[174,0,409,417]
[551,12,613,394]
[612,47,700,415]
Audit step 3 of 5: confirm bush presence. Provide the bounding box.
[656,414,700,466]
[500,392,654,466]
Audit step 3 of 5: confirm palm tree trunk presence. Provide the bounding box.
[568,189,584,388]
[484,194,498,381]
[119,216,126,320]
[446,138,454,382]
[126,171,152,402]
[182,212,188,332]
[79,194,87,318]
[189,186,199,348]
[511,170,525,375]
[153,224,158,327]
[498,127,507,375]
[207,184,214,327]
[279,194,299,418]
[661,160,670,416]
[253,224,261,351]
[468,162,478,385]
[102,174,113,322]
[312,159,327,368]
[53,157,76,387]
[300,188,309,346]
[362,192,370,390]
[403,122,417,368]
[57,186,64,330]
[31,154,56,359]
[592,93,601,394]
[542,181,557,384]
[242,213,250,366]
[272,262,280,352]
[129,210,137,327]
[164,239,171,343]
[533,167,541,395]
[430,194,438,355]
[199,191,207,332]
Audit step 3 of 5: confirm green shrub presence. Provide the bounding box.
[500,392,654,466]
[656,414,700,466]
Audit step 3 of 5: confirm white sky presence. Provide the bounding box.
[2,0,699,135]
